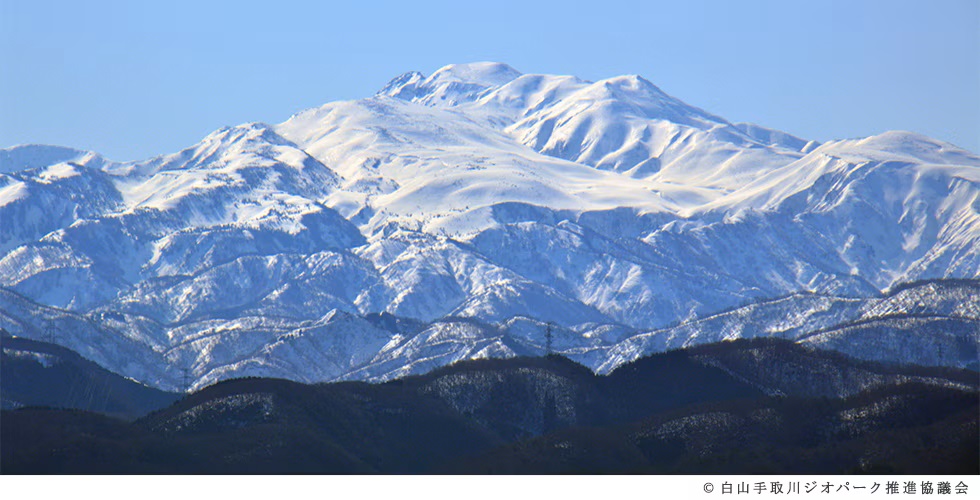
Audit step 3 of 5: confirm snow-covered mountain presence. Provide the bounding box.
[2,62,978,390]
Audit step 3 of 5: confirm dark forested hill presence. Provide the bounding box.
[1,334,181,420]
[2,338,976,474]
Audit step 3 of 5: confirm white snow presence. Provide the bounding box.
[0,180,28,207]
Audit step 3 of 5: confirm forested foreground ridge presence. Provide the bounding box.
[3,338,976,474]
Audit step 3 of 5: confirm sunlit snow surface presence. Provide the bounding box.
[1,63,978,390]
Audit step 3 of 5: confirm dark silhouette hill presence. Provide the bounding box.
[1,334,181,420]
[2,338,976,474]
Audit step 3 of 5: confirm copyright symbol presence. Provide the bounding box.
[704,483,714,493]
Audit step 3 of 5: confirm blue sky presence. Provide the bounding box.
[1,0,977,160]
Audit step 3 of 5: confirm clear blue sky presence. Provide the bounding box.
[1,0,977,161]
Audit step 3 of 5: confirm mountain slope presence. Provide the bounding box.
[599,279,979,374]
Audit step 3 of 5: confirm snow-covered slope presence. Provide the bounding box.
[1,280,976,392]
[2,62,978,389]
[598,279,979,374]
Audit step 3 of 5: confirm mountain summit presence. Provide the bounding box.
[379,62,523,104]
[2,63,978,390]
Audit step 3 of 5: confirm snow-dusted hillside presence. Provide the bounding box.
[2,280,976,391]
[2,62,978,389]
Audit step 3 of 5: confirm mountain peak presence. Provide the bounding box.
[586,74,679,105]
[427,62,522,87]
[379,62,522,106]
[0,145,108,174]
[377,71,425,99]
[202,122,287,148]
[601,74,659,90]
[815,129,980,165]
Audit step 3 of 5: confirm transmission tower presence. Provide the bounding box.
[545,322,554,355]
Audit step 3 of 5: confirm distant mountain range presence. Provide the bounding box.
[1,62,978,390]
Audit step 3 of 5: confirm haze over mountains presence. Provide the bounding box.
[1,62,978,391]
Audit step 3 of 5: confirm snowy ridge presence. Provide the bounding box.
[1,62,978,389]
[0,280,976,391]
[0,145,112,174]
